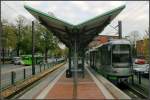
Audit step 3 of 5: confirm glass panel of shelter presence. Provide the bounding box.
[70,57,84,77]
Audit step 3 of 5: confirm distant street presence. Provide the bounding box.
[1,58,56,74]
[0,58,57,89]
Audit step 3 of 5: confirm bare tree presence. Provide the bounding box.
[128,31,140,47]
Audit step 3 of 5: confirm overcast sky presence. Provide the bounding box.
[1,1,149,38]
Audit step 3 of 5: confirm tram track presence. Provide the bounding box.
[117,82,148,99]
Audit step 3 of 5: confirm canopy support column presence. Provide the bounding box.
[73,40,78,99]
[82,51,85,78]
[68,48,72,71]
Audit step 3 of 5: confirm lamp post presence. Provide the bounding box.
[17,23,21,56]
[32,21,35,75]
[0,22,2,65]
[1,23,6,64]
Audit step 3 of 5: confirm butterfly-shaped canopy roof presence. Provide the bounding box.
[24,5,125,49]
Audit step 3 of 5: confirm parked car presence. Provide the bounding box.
[12,57,22,65]
[133,63,149,76]
[134,58,146,64]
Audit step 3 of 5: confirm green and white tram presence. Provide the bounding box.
[21,55,43,66]
[86,39,133,82]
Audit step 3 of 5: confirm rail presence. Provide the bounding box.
[118,82,148,99]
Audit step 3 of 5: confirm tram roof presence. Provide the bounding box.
[109,39,131,45]
[24,5,125,49]
[91,39,131,50]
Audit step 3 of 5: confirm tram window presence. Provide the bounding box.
[113,45,130,52]
[112,45,130,62]
[23,57,29,60]
[112,54,130,63]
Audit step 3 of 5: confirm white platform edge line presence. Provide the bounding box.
[36,67,66,99]
[86,67,114,99]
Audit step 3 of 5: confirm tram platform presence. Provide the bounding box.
[34,67,114,99]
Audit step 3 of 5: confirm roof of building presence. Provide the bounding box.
[24,5,125,50]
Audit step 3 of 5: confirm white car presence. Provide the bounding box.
[13,57,22,65]
[133,64,149,74]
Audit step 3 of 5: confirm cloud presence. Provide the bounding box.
[1,1,149,38]
[109,1,125,7]
[23,1,43,7]
[70,1,90,12]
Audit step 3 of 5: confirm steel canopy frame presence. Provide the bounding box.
[24,4,125,50]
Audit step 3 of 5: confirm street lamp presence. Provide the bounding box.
[32,21,35,75]
[1,23,7,64]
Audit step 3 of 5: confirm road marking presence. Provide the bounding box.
[86,67,114,99]
[36,67,66,99]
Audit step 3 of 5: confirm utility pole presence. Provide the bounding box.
[32,21,35,75]
[1,23,5,64]
[17,23,20,56]
[118,20,122,39]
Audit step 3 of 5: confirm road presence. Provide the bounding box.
[0,58,62,90]
[1,64,32,74]
[0,63,50,90]
[1,58,56,74]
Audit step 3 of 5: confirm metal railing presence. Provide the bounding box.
[0,60,65,91]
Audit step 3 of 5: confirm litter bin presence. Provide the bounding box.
[66,69,72,78]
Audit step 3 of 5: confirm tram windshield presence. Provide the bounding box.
[112,44,131,67]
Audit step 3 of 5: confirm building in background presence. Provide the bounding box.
[136,38,149,59]
[88,35,119,48]
[136,40,144,57]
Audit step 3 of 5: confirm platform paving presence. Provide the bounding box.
[36,68,112,99]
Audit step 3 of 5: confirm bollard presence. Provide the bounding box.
[47,63,49,68]
[40,64,42,72]
[138,72,141,84]
[46,63,48,69]
[23,69,26,79]
[131,74,134,85]
[44,64,45,70]
[11,71,16,85]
